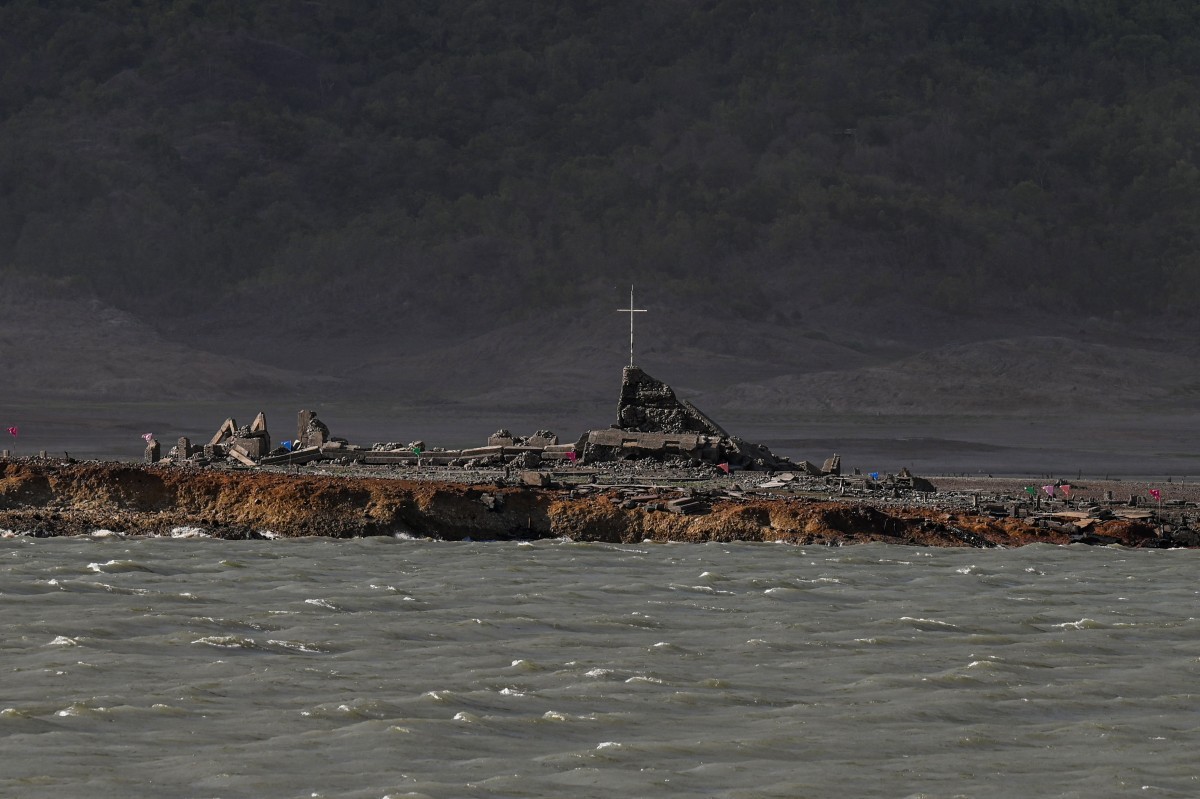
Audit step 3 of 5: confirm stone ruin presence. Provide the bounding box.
[580,366,798,471]
[144,368,845,475]
[616,366,728,436]
[151,412,274,466]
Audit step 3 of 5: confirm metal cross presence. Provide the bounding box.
[616,285,647,367]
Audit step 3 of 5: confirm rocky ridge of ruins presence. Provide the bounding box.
[146,366,815,476]
[6,366,1194,547]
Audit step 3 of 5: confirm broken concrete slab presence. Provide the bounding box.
[209,418,237,447]
[259,445,325,466]
[228,446,257,467]
[520,471,551,487]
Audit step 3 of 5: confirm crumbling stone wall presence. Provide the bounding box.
[616,367,726,435]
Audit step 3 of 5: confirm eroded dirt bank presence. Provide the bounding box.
[0,460,1175,547]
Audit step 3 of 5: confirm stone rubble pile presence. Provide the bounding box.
[141,366,932,499]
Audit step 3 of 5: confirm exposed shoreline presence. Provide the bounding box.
[1,459,1194,548]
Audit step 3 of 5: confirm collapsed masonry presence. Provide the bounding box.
[147,368,836,475]
[152,412,274,466]
[580,366,799,471]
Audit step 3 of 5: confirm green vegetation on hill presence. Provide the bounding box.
[1,0,1198,323]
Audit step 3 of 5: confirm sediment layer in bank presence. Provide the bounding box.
[0,460,1186,548]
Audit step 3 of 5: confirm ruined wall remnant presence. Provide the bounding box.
[580,366,794,470]
[298,410,329,448]
[616,366,728,436]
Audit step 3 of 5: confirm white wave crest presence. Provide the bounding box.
[170,526,210,538]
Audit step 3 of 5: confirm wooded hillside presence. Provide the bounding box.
[2,0,1199,326]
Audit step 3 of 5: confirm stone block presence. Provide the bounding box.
[297,410,329,448]
[525,430,559,447]
[520,471,551,487]
[231,436,270,459]
[228,446,257,467]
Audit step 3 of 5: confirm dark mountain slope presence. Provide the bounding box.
[3,1,1199,325]
[2,2,1200,422]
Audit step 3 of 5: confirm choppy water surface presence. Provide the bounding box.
[2,538,1199,799]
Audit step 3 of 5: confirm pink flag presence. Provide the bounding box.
[566,451,577,462]
[1150,489,1162,502]
[1060,484,1071,498]
[718,462,731,474]
[1042,485,1056,497]
[141,433,154,443]
[6,426,16,437]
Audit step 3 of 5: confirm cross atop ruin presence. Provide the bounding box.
[617,285,647,367]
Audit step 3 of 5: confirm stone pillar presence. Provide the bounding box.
[297,410,315,447]
[144,440,161,464]
[178,437,191,459]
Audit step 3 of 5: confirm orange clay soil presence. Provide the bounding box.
[0,460,1165,547]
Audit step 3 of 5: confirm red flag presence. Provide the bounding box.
[566,451,577,462]
[1060,484,1071,498]
[717,462,730,474]
[6,426,16,437]
[1150,489,1162,502]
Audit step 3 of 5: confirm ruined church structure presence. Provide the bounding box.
[580,366,797,470]
[147,366,801,473]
